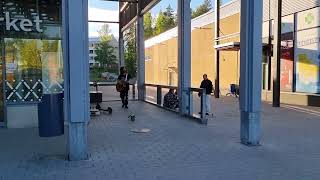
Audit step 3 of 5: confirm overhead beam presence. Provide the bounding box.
[120,0,161,29]
[141,0,161,14]
[88,20,119,24]
[104,0,138,2]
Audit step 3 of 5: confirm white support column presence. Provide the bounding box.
[178,0,191,115]
[119,32,125,68]
[239,0,263,146]
[63,0,89,160]
[136,2,146,101]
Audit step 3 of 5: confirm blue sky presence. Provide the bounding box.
[88,0,231,37]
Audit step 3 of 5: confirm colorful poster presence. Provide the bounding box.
[280,36,294,91]
[295,28,320,93]
[280,59,293,91]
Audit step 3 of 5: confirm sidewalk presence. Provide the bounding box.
[1,97,320,180]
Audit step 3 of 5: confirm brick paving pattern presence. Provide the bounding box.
[1,97,320,180]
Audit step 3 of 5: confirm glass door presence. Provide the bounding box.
[0,38,5,126]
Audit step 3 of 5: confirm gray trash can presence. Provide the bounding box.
[38,93,64,137]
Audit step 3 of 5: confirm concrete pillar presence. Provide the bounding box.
[272,0,282,107]
[178,0,191,115]
[136,2,145,101]
[119,32,125,68]
[214,0,220,98]
[63,0,89,160]
[239,0,263,146]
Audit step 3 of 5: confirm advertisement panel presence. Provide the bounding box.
[295,28,320,93]
[280,38,294,91]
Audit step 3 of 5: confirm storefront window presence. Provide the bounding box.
[4,39,63,103]
[280,15,294,92]
[295,7,320,94]
[1,0,63,103]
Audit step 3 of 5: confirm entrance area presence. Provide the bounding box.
[0,0,63,128]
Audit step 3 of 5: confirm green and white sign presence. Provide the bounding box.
[297,7,320,31]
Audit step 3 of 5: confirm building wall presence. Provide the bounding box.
[145,36,178,86]
[145,13,241,93]
[144,3,320,107]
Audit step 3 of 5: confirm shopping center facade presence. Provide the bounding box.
[144,0,320,107]
[1,0,318,160]
[2,0,319,128]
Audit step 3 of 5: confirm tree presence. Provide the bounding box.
[19,40,42,69]
[154,5,176,35]
[124,25,137,78]
[155,11,166,35]
[98,24,112,41]
[163,5,176,28]
[95,40,117,68]
[95,24,117,68]
[191,0,212,19]
[144,12,154,39]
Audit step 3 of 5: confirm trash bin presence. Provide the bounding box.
[230,84,236,94]
[230,84,240,96]
[38,93,64,137]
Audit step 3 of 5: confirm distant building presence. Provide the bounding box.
[89,36,119,68]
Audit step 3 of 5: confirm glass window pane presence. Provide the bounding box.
[295,27,320,93]
[4,39,64,103]
[2,0,63,104]
[89,0,119,22]
[144,0,178,86]
[89,22,119,82]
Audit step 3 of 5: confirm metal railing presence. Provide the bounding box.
[189,87,208,124]
[89,82,137,102]
[144,83,208,124]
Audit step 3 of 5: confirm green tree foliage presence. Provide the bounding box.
[95,24,117,68]
[144,12,154,40]
[191,0,212,19]
[42,40,58,52]
[154,5,176,35]
[19,40,42,69]
[95,41,117,68]
[124,25,137,78]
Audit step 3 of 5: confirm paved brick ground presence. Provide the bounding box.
[1,97,320,180]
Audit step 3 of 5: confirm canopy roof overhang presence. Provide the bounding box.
[117,0,160,30]
[214,42,271,51]
[214,42,240,51]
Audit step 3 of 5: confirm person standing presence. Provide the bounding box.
[200,74,213,115]
[117,67,131,108]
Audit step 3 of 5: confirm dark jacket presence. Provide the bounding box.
[200,79,213,95]
[163,91,179,109]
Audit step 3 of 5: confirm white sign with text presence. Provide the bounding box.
[0,12,43,32]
